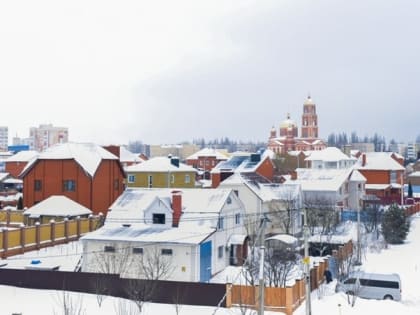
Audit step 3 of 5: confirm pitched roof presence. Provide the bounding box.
[356,152,405,171]
[185,148,228,160]
[293,168,353,192]
[305,147,355,162]
[24,195,92,218]
[119,146,145,163]
[124,156,197,173]
[21,142,119,177]
[6,150,38,162]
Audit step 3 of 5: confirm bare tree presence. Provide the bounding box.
[125,246,174,314]
[113,298,139,315]
[53,291,86,315]
[304,195,338,235]
[264,241,299,287]
[92,245,133,275]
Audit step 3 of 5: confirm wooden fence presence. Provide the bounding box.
[0,216,102,258]
[226,259,328,315]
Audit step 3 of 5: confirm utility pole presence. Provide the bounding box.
[303,207,312,315]
[258,215,268,315]
[356,207,361,265]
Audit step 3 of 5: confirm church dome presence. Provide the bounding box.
[304,95,315,105]
[279,113,297,129]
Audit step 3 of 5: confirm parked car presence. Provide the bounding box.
[336,271,401,301]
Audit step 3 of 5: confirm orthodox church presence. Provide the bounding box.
[267,96,327,155]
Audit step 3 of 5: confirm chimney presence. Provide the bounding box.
[171,157,180,168]
[171,190,182,227]
[362,153,366,167]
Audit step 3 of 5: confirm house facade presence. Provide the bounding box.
[355,152,405,205]
[5,150,38,178]
[185,147,228,179]
[81,188,247,282]
[125,156,197,189]
[211,151,275,188]
[20,142,125,215]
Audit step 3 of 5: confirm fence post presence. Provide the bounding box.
[50,219,56,245]
[6,209,10,226]
[89,215,94,232]
[285,286,294,315]
[64,218,69,243]
[76,216,81,238]
[225,283,232,308]
[35,222,41,249]
[20,223,25,254]
[2,227,8,258]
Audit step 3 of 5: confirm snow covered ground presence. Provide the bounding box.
[1,215,420,314]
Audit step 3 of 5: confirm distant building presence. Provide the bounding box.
[185,148,228,180]
[149,144,199,160]
[406,142,419,161]
[28,124,69,152]
[268,96,327,155]
[0,127,8,151]
[351,142,375,153]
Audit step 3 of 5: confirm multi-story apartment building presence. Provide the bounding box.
[0,127,8,151]
[29,124,68,152]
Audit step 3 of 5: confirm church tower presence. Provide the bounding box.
[301,96,318,138]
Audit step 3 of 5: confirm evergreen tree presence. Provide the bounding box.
[381,204,410,244]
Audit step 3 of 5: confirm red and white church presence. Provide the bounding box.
[268,96,327,155]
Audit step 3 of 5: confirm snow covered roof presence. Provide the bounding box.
[365,184,391,190]
[21,143,119,177]
[3,178,23,184]
[356,152,405,171]
[292,168,353,192]
[124,156,197,173]
[266,234,298,244]
[6,150,38,162]
[408,171,420,178]
[349,170,367,182]
[81,223,214,245]
[24,195,92,218]
[305,147,355,162]
[119,146,144,163]
[211,152,270,175]
[83,188,240,245]
[0,172,9,181]
[185,148,228,160]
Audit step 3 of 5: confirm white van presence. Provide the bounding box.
[336,271,401,301]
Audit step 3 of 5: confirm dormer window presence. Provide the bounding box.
[153,213,166,224]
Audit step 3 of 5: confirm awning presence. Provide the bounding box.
[266,234,298,245]
[227,234,247,246]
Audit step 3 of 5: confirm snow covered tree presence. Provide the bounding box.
[381,204,410,244]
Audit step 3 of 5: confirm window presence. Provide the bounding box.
[148,175,153,188]
[390,171,397,184]
[235,213,241,225]
[63,180,76,192]
[217,217,224,230]
[132,247,143,254]
[218,245,224,259]
[128,175,135,183]
[153,213,166,224]
[227,197,232,204]
[161,249,173,255]
[34,180,42,191]
[104,246,115,253]
[185,174,190,184]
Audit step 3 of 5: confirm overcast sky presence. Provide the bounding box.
[1,0,419,146]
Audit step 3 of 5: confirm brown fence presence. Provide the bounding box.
[405,202,420,216]
[227,259,328,315]
[0,216,102,258]
[0,268,226,307]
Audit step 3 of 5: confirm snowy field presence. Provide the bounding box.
[1,215,420,314]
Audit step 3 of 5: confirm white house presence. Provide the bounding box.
[80,188,247,283]
[220,173,303,236]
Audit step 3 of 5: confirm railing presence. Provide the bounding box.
[0,216,102,258]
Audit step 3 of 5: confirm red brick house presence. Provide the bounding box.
[211,152,275,188]
[355,152,405,205]
[5,150,38,178]
[20,143,125,215]
[185,148,228,179]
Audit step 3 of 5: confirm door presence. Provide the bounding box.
[200,241,212,282]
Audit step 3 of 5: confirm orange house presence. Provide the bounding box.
[356,152,405,204]
[20,143,125,215]
[5,150,38,178]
